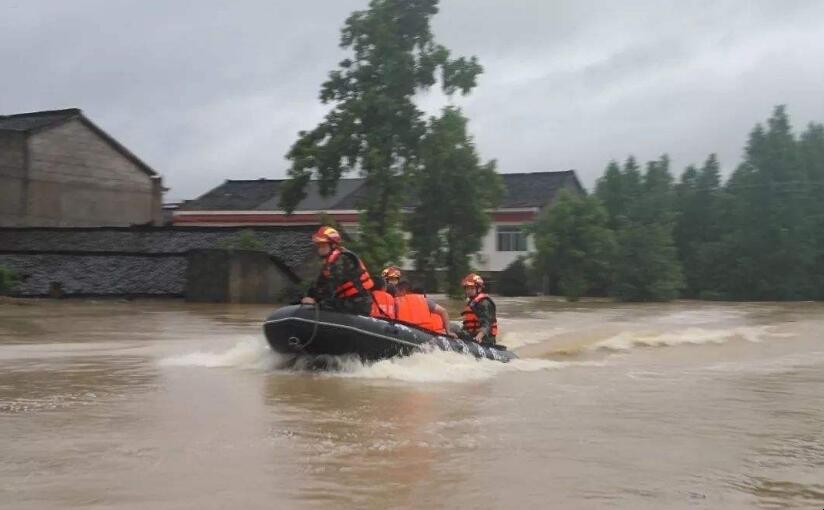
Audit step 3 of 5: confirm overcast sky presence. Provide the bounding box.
[3,0,824,200]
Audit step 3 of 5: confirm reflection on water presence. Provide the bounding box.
[1,298,823,509]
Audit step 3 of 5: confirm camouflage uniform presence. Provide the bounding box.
[307,250,373,315]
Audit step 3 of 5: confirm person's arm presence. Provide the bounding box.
[431,302,457,338]
[473,300,493,342]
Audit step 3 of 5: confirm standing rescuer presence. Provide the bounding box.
[301,226,374,315]
[460,273,498,345]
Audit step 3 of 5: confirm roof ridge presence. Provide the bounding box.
[501,170,575,176]
[0,108,81,119]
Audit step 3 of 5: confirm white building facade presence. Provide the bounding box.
[173,171,582,273]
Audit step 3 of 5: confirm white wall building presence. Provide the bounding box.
[173,171,583,273]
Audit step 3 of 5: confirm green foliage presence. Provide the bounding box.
[718,106,816,300]
[593,155,684,301]
[218,230,265,251]
[531,190,615,301]
[497,258,531,297]
[406,107,501,297]
[279,0,482,269]
[0,265,19,295]
[673,154,726,297]
[610,222,684,302]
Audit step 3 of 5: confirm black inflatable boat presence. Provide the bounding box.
[263,304,518,363]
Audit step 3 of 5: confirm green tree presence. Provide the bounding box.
[279,0,482,270]
[407,107,501,296]
[610,155,684,301]
[799,122,824,299]
[595,156,642,230]
[531,190,615,301]
[674,154,727,298]
[721,106,813,299]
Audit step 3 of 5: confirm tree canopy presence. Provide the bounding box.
[279,0,482,269]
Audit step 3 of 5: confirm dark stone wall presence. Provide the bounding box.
[0,226,315,300]
[0,253,186,296]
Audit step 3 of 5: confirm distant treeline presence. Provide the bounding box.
[531,106,824,301]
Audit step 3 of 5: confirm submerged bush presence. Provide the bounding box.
[497,258,531,296]
[218,230,265,251]
[0,265,19,295]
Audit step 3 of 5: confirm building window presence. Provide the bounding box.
[496,225,527,252]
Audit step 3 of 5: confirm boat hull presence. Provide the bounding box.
[263,304,517,363]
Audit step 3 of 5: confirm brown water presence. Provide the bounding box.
[1,298,823,509]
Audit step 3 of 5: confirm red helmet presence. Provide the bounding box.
[461,273,484,288]
[381,266,402,280]
[312,226,341,245]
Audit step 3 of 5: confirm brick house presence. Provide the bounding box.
[0,108,163,227]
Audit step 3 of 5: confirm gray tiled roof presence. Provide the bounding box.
[258,178,366,211]
[499,171,582,208]
[181,171,581,212]
[178,180,284,211]
[0,108,80,132]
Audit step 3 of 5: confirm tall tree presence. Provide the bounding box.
[407,107,501,296]
[798,122,824,299]
[674,154,726,298]
[279,0,482,269]
[531,190,615,301]
[722,106,813,299]
[610,155,684,301]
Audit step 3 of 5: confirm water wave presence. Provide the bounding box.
[158,338,601,383]
[591,325,774,352]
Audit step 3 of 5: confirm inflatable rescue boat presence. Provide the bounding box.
[263,304,517,363]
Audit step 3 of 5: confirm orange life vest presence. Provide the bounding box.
[370,290,396,319]
[395,294,433,330]
[461,293,498,337]
[322,248,374,299]
[427,311,446,334]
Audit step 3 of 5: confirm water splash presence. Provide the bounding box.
[159,337,283,370]
[159,337,600,383]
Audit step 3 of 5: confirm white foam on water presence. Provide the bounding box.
[591,325,775,352]
[158,337,602,383]
[496,318,568,349]
[316,350,604,383]
[158,337,283,370]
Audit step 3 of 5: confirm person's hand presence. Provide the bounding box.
[474,332,484,343]
[447,330,458,339]
[301,297,316,305]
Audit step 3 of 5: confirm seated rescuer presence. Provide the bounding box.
[460,273,498,345]
[301,226,374,315]
[394,281,457,337]
[381,266,402,296]
[370,276,396,319]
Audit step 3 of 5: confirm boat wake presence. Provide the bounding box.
[158,337,601,383]
[158,322,788,382]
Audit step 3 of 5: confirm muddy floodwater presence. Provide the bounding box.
[1,298,823,509]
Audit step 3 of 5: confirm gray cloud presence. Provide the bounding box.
[2,0,823,200]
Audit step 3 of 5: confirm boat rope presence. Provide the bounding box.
[288,302,321,351]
